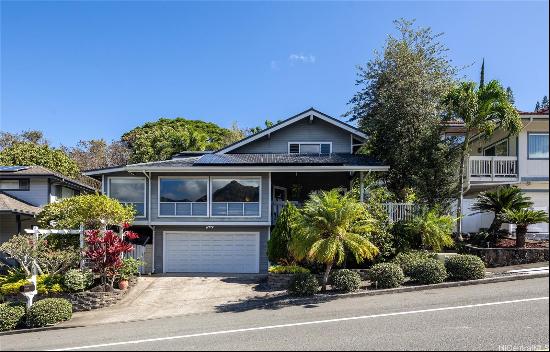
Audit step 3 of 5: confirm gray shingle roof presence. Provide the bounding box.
[0,191,42,216]
[0,165,99,190]
[126,154,383,168]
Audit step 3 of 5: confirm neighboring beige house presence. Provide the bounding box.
[457,108,549,235]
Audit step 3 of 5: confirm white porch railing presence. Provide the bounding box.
[381,203,421,223]
[469,156,518,182]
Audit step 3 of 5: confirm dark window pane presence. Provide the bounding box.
[211,179,259,202]
[320,143,331,155]
[289,144,300,154]
[160,179,207,202]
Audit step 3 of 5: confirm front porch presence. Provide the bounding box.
[271,171,357,223]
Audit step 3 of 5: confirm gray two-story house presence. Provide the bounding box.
[85,108,388,274]
[0,165,98,244]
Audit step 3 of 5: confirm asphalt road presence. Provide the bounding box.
[1,277,548,351]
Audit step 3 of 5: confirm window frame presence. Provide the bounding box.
[157,176,210,218]
[287,142,332,155]
[107,177,147,218]
[0,178,30,191]
[527,132,549,160]
[209,176,262,218]
[483,138,509,157]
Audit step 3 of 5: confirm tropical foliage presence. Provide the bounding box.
[443,80,522,234]
[503,209,549,247]
[38,194,135,229]
[267,202,300,264]
[405,209,456,252]
[346,19,460,208]
[121,117,239,163]
[289,189,379,291]
[0,142,81,179]
[472,186,533,241]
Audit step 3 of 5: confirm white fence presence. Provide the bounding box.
[381,203,421,222]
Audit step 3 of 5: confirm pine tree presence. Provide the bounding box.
[506,87,515,105]
[535,101,541,112]
[542,96,549,109]
[479,58,485,88]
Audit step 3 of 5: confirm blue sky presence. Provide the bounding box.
[1,1,548,147]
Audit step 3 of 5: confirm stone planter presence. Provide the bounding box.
[461,244,549,267]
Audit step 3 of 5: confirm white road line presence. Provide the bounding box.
[51,296,549,351]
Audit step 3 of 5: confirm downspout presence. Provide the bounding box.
[142,171,155,274]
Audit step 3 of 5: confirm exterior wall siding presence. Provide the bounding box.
[0,214,38,244]
[152,225,270,273]
[519,120,549,179]
[233,118,355,154]
[3,178,49,207]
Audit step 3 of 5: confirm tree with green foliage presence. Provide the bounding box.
[0,130,48,150]
[479,58,485,88]
[506,87,515,106]
[0,142,81,179]
[38,194,135,229]
[542,95,549,110]
[290,189,379,291]
[405,208,456,252]
[472,186,533,241]
[444,80,522,235]
[503,209,549,247]
[267,202,300,265]
[121,118,235,163]
[346,19,460,208]
[535,101,541,112]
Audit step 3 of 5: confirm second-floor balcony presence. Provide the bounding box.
[468,156,519,183]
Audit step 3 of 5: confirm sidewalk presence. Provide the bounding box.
[486,262,549,275]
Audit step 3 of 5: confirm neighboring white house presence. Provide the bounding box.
[454,108,549,234]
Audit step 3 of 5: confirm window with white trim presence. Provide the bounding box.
[108,178,146,217]
[159,178,208,216]
[0,179,29,191]
[528,133,549,159]
[211,178,260,217]
[288,142,331,155]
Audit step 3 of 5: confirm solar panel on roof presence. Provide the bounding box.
[0,166,29,172]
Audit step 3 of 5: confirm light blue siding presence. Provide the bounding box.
[3,178,49,207]
[233,117,356,154]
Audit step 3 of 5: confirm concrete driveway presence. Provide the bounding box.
[64,274,276,327]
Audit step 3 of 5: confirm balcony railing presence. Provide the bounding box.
[469,156,518,182]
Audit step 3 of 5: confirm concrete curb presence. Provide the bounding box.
[218,272,550,312]
[1,272,547,335]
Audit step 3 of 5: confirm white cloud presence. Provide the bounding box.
[289,53,316,64]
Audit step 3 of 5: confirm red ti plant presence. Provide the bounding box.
[83,229,139,289]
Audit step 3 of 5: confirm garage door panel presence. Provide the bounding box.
[164,232,259,273]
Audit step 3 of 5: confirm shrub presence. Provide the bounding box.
[0,302,26,331]
[408,259,447,285]
[392,250,436,277]
[63,269,94,292]
[268,265,310,274]
[287,272,319,297]
[118,258,144,280]
[267,202,300,264]
[330,269,362,292]
[445,255,486,281]
[405,209,456,251]
[27,298,72,327]
[367,263,405,289]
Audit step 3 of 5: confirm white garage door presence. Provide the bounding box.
[163,232,260,273]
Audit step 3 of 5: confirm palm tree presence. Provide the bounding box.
[405,208,456,252]
[290,189,379,291]
[444,80,522,236]
[503,209,549,247]
[472,186,533,241]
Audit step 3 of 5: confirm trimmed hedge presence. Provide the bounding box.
[287,272,319,297]
[0,302,26,331]
[269,265,310,274]
[445,255,486,281]
[63,269,94,292]
[392,251,436,277]
[408,259,447,285]
[367,263,405,289]
[27,298,72,327]
[331,269,362,292]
